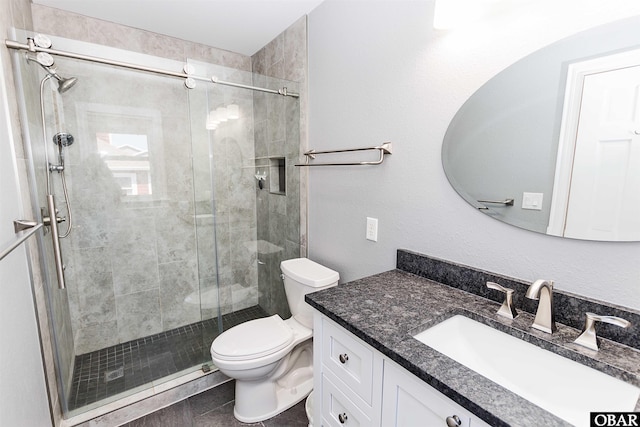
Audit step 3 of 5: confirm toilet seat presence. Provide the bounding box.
[211,315,293,361]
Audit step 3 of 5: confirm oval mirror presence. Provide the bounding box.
[442,15,640,242]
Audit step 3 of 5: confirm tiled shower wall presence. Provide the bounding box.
[30,5,308,355]
[29,6,256,357]
[189,61,262,321]
[56,60,207,353]
[252,17,308,317]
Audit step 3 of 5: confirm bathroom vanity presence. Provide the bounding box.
[313,312,491,426]
[307,250,640,427]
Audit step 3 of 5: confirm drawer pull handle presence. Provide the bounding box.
[338,412,348,423]
[339,353,349,364]
[446,415,461,427]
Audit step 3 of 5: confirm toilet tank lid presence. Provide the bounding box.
[280,258,339,287]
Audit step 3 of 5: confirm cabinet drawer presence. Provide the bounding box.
[382,360,489,427]
[321,374,372,427]
[322,318,375,405]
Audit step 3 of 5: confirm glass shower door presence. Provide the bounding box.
[11,29,303,418]
[12,32,219,416]
[49,54,211,413]
[188,59,303,341]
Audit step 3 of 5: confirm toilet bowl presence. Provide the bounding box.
[210,258,339,423]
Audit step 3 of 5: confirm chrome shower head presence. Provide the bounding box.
[28,52,78,93]
[53,132,74,147]
[55,76,78,93]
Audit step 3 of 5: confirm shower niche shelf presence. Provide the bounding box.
[254,156,286,195]
[270,157,286,195]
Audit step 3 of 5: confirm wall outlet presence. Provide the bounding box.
[522,192,544,210]
[366,217,378,242]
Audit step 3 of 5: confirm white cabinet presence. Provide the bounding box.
[313,313,491,427]
[321,314,377,405]
[321,373,373,427]
[382,360,491,427]
[314,313,383,427]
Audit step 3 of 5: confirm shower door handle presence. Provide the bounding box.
[46,194,66,290]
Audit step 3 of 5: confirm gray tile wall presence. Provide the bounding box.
[188,60,261,318]
[28,6,307,355]
[251,16,308,317]
[31,4,251,71]
[44,62,203,354]
[29,6,249,355]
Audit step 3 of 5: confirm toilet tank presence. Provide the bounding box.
[280,258,339,329]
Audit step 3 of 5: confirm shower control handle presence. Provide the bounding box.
[339,353,349,364]
[49,163,65,173]
[42,214,66,227]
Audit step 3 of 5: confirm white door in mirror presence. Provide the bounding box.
[564,65,640,240]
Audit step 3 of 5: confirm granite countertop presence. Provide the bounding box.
[305,269,640,427]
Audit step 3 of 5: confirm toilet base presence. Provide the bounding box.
[234,376,313,423]
[233,341,314,423]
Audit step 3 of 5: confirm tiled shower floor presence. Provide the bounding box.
[68,305,268,410]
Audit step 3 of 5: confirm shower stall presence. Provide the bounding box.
[9,31,302,418]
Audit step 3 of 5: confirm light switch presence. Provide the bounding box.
[522,192,543,210]
[366,217,378,241]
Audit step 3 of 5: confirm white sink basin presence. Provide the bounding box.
[413,315,640,427]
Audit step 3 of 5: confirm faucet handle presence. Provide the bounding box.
[486,282,518,319]
[574,312,631,351]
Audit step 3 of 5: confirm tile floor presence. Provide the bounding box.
[69,306,269,410]
[121,380,310,427]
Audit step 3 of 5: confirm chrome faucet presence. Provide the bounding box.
[574,312,630,351]
[525,279,556,333]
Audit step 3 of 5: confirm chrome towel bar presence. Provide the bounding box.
[476,198,514,210]
[0,222,43,262]
[295,142,393,166]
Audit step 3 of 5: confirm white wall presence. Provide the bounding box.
[307,0,640,310]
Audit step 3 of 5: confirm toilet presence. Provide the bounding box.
[210,258,339,423]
